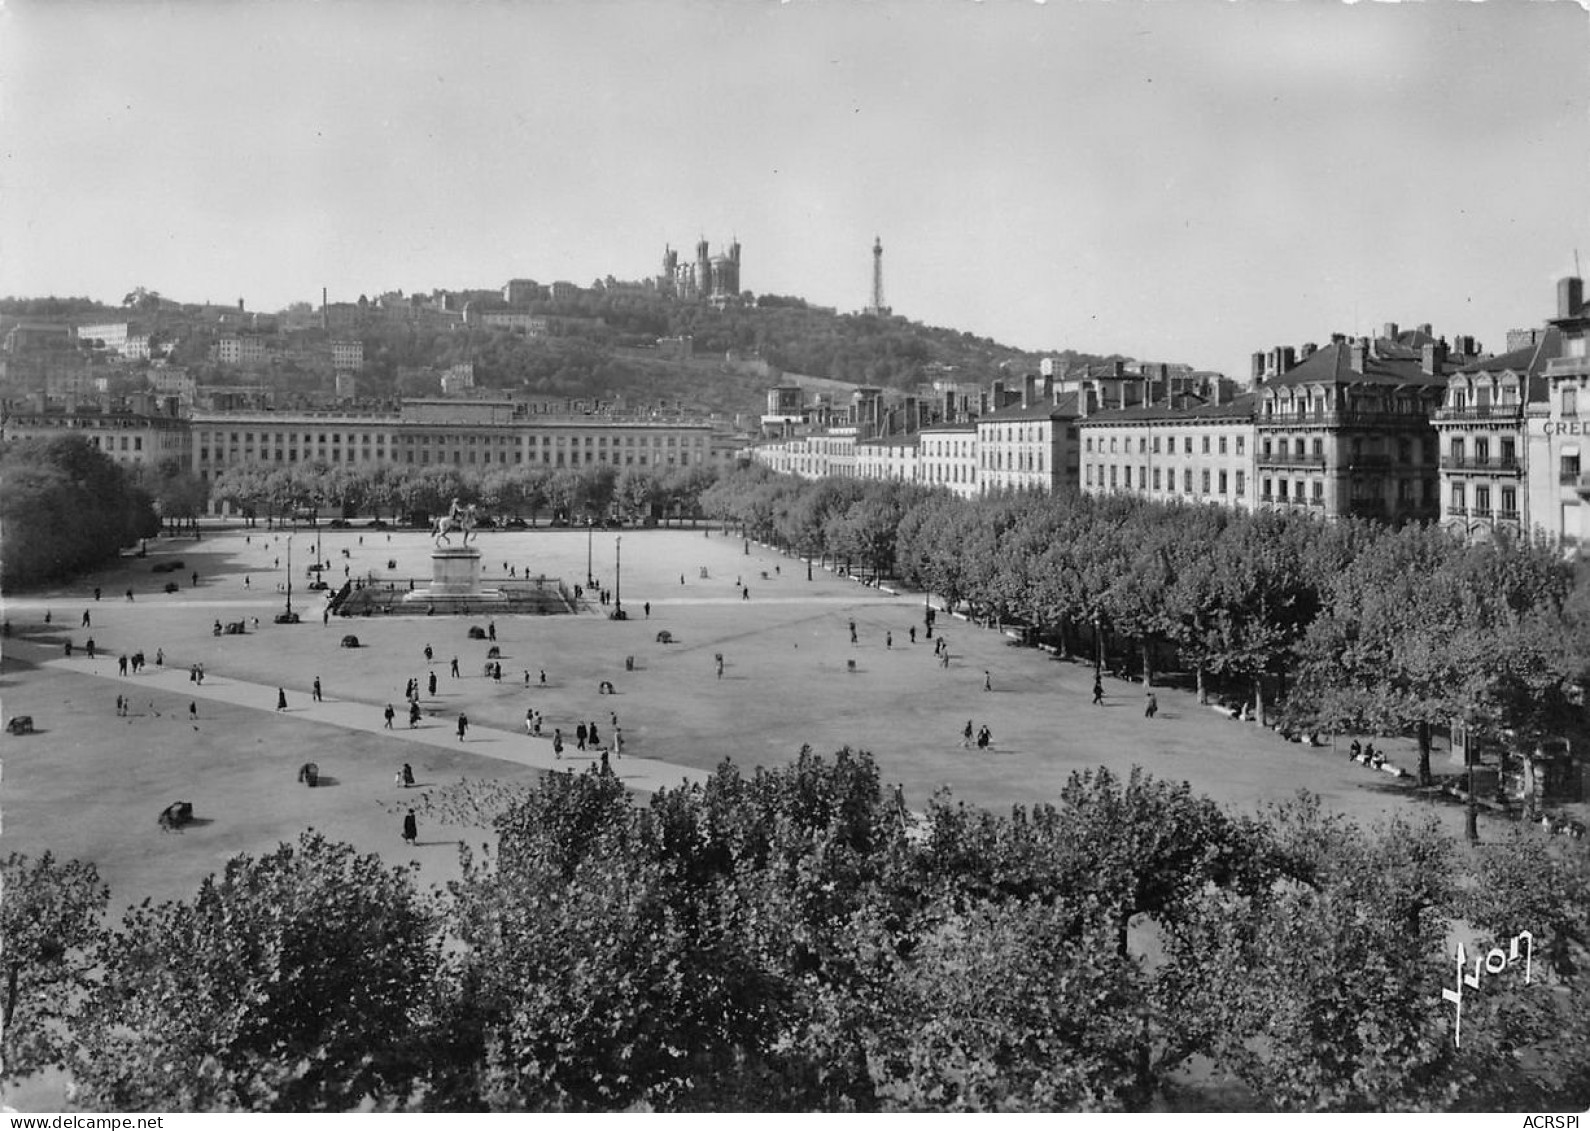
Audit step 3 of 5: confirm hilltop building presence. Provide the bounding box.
[660,239,741,305]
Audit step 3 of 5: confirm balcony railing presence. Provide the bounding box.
[1440,456,1519,471]
[1433,404,1524,422]
[1497,509,1521,523]
[1471,507,1493,519]
[1345,454,1393,468]
[1261,410,1434,429]
[1546,356,1590,378]
[1447,505,1467,517]
[1256,452,1326,467]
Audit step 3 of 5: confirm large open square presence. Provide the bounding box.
[1,522,1482,916]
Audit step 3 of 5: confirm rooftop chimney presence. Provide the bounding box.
[1421,341,1448,376]
[1417,323,1433,337]
[1300,342,1317,360]
[1022,375,1036,409]
[1350,338,1368,372]
[1252,352,1266,383]
[1382,322,1399,341]
[1561,276,1585,319]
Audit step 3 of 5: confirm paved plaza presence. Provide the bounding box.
[1,523,1479,911]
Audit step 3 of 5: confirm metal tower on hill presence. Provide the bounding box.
[866,236,891,316]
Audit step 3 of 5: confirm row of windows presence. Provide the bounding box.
[1084,433,1246,457]
[1087,463,1245,497]
[1450,483,1519,515]
[199,429,704,449]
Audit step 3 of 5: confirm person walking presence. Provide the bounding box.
[588,720,600,747]
[886,631,893,649]
[277,688,287,711]
[82,610,91,628]
[526,708,536,735]
[189,701,198,724]
[428,671,438,697]
[533,712,543,736]
[1092,678,1105,706]
[312,677,323,703]
[409,701,421,728]
[402,762,415,788]
[402,810,417,845]
[909,626,916,644]
[600,746,611,775]
[425,644,434,662]
[539,669,547,685]
[456,713,469,742]
[849,619,857,645]
[488,621,497,642]
[644,602,650,618]
[576,722,587,751]
[384,703,395,729]
[155,648,163,666]
[615,727,624,757]
[984,670,992,692]
[118,654,128,676]
[450,656,460,678]
[977,725,992,751]
[716,655,724,680]
[1145,693,1158,719]
[962,719,974,748]
[552,728,564,759]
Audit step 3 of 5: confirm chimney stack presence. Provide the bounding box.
[1350,338,1369,371]
[1417,323,1433,337]
[1561,276,1585,319]
[1252,352,1266,383]
[1022,375,1036,409]
[1421,341,1448,375]
[1382,322,1399,341]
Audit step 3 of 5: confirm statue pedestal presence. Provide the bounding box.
[427,545,483,596]
[402,543,503,607]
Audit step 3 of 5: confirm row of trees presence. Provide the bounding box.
[208,460,720,529]
[0,437,160,588]
[701,469,1590,806]
[5,754,1586,1111]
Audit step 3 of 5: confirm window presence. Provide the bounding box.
[1153,468,1162,490]
[1475,439,1490,465]
[1312,480,1323,501]
[1086,465,1093,486]
[1183,437,1192,454]
[1501,486,1517,516]
[1561,454,1580,483]
[1201,436,1211,454]
[1237,471,1246,497]
[1219,436,1228,455]
[1565,387,1579,417]
[1124,465,1132,488]
[1218,471,1228,495]
[1311,438,1323,457]
[1474,485,1491,515]
[1183,469,1192,493]
[1109,465,1117,488]
[1278,479,1288,500]
[1200,469,1210,494]
[1452,483,1466,510]
[1236,436,1245,456]
[1501,439,1516,466]
[1450,438,1465,462]
[1152,437,1161,454]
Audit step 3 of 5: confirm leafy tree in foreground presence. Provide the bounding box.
[69,833,441,1112]
[0,853,108,1081]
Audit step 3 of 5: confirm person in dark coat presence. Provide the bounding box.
[588,720,600,747]
[277,687,287,711]
[402,762,415,787]
[553,728,564,759]
[576,722,587,750]
[409,701,421,728]
[1145,693,1158,719]
[1092,678,1105,706]
[456,713,469,742]
[402,811,417,845]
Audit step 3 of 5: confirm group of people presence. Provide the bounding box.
[962,719,993,750]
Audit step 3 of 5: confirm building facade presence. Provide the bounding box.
[3,409,191,475]
[976,390,1083,496]
[918,423,978,499]
[1436,338,1546,541]
[1080,394,1256,510]
[1254,333,1448,523]
[1524,277,1590,549]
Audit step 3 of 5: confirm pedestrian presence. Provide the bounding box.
[553,728,564,758]
[588,720,600,747]
[190,664,198,683]
[539,669,546,686]
[488,621,497,642]
[323,608,330,626]
[742,588,749,601]
[126,590,134,602]
[429,671,437,696]
[984,670,992,692]
[493,663,502,683]
[425,644,434,662]
[524,670,531,687]
[191,571,198,587]
[886,631,893,649]
[716,655,724,680]
[610,711,618,729]
[977,725,992,750]
[681,574,686,586]
[644,601,651,617]
[909,625,916,644]
[402,810,417,845]
[402,762,415,788]
[962,719,974,748]
[940,651,950,669]
[457,713,469,742]
[451,656,460,678]
[526,708,535,735]
[155,648,163,666]
[576,722,587,751]
[600,747,611,775]
[189,701,198,723]
[926,622,933,640]
[313,677,323,703]
[119,654,128,676]
[533,712,543,736]
[384,703,395,729]
[82,610,91,628]
[86,638,96,659]
[94,587,101,601]
[196,663,204,685]
[615,727,624,756]
[44,610,51,625]
[115,694,124,717]
[245,576,250,588]
[409,701,421,728]
[849,619,857,644]
[1145,693,1158,719]
[277,687,287,711]
[1092,678,1105,706]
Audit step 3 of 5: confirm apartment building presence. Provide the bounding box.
[3,408,191,474]
[1080,394,1256,510]
[1524,277,1590,549]
[918,422,978,499]
[976,384,1083,496]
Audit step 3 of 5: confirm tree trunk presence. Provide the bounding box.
[1416,720,1432,787]
[1195,663,1207,705]
[1253,678,1267,728]
[1464,737,1480,843]
[1141,638,1154,688]
[1095,623,1105,676]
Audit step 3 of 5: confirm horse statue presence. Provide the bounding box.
[432,500,477,546]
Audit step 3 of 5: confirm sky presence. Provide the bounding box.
[2,0,1587,380]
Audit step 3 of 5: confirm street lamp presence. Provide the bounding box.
[586,516,594,588]
[613,535,623,619]
[283,535,295,623]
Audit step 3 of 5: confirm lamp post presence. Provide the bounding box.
[613,536,623,618]
[586,517,594,588]
[284,535,294,622]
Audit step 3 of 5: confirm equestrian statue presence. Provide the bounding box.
[433,498,478,546]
